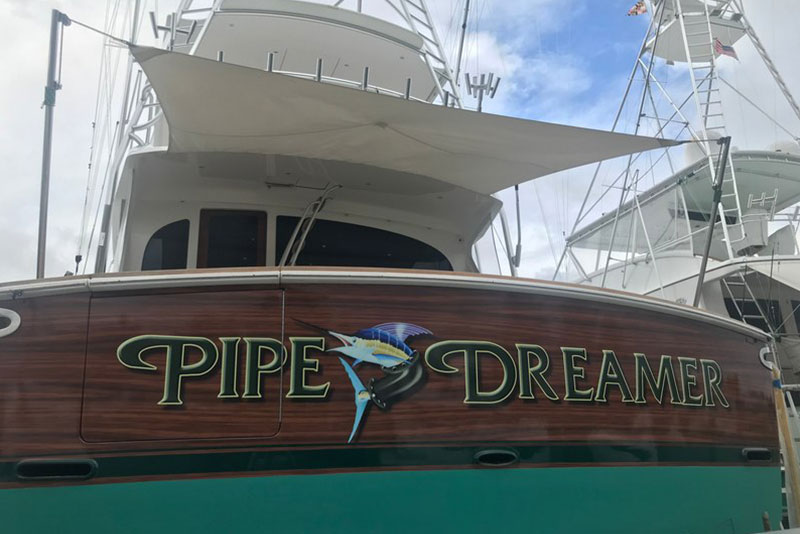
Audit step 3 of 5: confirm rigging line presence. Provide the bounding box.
[78,0,120,254]
[83,120,121,274]
[489,224,503,274]
[775,302,800,333]
[532,181,558,268]
[68,17,132,46]
[81,2,126,263]
[558,2,661,243]
[581,142,680,230]
[718,76,800,141]
[561,15,675,260]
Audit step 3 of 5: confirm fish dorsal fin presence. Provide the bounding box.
[371,323,432,342]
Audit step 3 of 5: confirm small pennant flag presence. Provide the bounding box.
[714,38,739,60]
[627,1,647,16]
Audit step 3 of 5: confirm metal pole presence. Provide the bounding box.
[692,136,732,307]
[37,9,66,279]
[498,208,517,277]
[454,0,471,87]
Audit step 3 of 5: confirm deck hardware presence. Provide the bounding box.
[16,459,97,481]
[474,449,519,467]
[741,448,772,462]
[362,66,369,90]
[759,346,774,370]
[267,52,274,72]
[217,50,224,62]
[465,72,500,112]
[693,136,732,307]
[404,78,412,100]
[0,308,21,339]
[315,58,323,82]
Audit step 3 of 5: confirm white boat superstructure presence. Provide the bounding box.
[71,0,677,283]
[558,0,800,377]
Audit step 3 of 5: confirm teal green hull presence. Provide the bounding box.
[3,466,781,534]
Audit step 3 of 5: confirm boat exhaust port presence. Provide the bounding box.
[0,308,21,339]
[16,459,97,481]
[474,449,519,467]
[741,448,772,462]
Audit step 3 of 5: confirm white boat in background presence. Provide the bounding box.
[558,0,800,380]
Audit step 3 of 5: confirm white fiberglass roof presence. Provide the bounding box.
[132,45,680,197]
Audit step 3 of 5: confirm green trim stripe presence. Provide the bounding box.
[0,443,776,484]
[1,466,783,534]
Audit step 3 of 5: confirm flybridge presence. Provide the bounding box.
[158,0,460,105]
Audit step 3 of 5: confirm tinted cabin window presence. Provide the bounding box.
[276,216,452,270]
[198,210,266,268]
[723,297,784,334]
[141,220,189,271]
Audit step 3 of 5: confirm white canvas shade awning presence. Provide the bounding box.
[132,46,682,196]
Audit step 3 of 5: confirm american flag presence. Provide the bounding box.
[627,1,647,16]
[714,38,739,60]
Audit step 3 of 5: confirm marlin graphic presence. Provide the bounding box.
[326,322,432,369]
[338,357,371,443]
[300,321,432,442]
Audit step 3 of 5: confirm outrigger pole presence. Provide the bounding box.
[454,0,470,87]
[692,136,732,308]
[37,10,70,279]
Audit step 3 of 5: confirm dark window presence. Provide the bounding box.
[141,220,189,271]
[792,301,800,333]
[198,210,266,268]
[723,297,784,334]
[276,216,452,271]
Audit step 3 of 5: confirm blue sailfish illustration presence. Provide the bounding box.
[338,357,371,443]
[326,322,432,442]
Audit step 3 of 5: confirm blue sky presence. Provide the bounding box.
[449,0,648,126]
[0,0,797,281]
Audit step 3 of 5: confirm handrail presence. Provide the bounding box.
[0,308,21,339]
[278,184,342,267]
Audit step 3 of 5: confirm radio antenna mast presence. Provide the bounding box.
[454,0,471,87]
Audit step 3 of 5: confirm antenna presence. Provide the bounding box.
[454,0,471,86]
[464,72,500,112]
[149,11,198,49]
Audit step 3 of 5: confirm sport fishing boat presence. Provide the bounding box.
[0,1,783,532]
[557,0,800,527]
[559,0,800,382]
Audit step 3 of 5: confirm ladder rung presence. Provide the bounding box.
[419,33,439,47]
[404,0,425,12]
[409,13,432,30]
[743,315,765,320]
[705,113,725,118]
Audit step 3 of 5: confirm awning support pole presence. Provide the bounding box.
[692,136,732,307]
[37,9,69,279]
